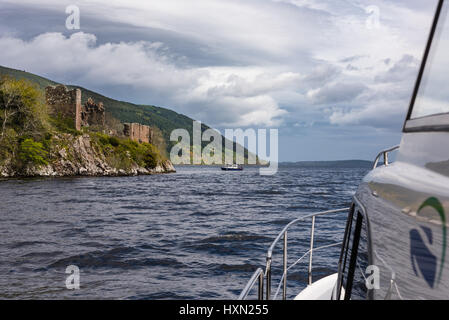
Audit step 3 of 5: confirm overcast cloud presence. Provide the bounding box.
[0,0,439,161]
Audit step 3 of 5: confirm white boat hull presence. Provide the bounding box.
[294,274,343,300]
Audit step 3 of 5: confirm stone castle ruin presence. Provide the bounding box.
[45,85,82,130]
[124,123,154,144]
[45,85,153,144]
[82,98,105,129]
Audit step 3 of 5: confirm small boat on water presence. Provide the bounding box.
[221,164,243,171]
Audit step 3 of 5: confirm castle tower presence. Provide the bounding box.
[45,85,82,131]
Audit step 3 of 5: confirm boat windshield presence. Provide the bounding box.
[412,1,449,119]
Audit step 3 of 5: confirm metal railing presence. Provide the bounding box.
[373,145,400,169]
[239,208,350,300]
[238,268,264,300]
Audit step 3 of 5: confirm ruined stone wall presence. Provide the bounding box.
[45,86,107,131]
[45,85,82,130]
[82,98,105,128]
[124,123,153,144]
[46,86,154,145]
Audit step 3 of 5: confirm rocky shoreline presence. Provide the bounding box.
[0,134,176,178]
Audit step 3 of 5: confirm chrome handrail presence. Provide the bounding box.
[272,242,341,300]
[238,268,264,300]
[239,208,350,300]
[373,145,400,169]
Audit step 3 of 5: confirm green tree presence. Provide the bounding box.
[19,138,48,166]
[0,77,48,141]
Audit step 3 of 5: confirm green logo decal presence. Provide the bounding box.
[417,197,447,285]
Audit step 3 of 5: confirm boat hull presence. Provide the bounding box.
[221,168,243,171]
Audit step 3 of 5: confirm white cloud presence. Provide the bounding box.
[307,82,367,105]
[0,31,291,127]
[0,32,200,91]
[0,0,438,160]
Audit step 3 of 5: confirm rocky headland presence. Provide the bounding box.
[0,79,175,178]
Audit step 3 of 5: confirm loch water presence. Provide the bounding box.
[0,165,368,299]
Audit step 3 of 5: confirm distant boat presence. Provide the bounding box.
[221,164,243,171]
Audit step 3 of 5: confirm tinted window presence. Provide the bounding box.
[412,2,449,119]
[351,217,369,300]
[337,209,370,300]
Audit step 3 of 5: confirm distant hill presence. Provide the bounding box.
[0,65,253,161]
[280,160,373,168]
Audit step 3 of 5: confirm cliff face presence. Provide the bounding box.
[0,134,175,178]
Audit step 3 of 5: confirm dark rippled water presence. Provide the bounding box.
[0,165,368,300]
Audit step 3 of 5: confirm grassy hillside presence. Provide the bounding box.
[0,66,59,89]
[0,65,253,162]
[0,77,174,177]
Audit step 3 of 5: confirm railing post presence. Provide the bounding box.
[258,271,264,300]
[283,231,288,300]
[373,157,379,169]
[308,216,316,286]
[266,258,272,300]
[384,151,389,166]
